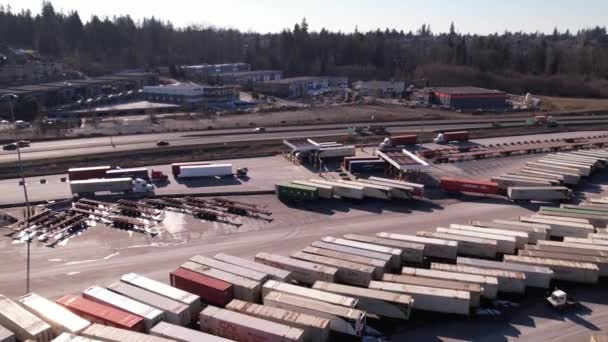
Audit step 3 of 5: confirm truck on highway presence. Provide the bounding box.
[379,134,418,149]
[177,164,233,178]
[507,186,573,201]
[105,168,150,181]
[433,131,469,144]
[69,178,153,196]
[0,294,54,342]
[68,166,111,181]
[171,161,210,177]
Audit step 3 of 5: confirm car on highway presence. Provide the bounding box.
[156,140,170,146]
[17,140,31,147]
[253,127,266,132]
[2,143,17,150]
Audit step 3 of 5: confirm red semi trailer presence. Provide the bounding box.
[170,268,234,307]
[56,294,145,332]
[440,177,501,195]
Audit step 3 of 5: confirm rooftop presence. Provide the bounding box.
[265,76,329,84]
[220,70,281,76]
[378,150,431,171]
[432,86,506,95]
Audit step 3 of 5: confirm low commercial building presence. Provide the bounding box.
[217,70,282,89]
[143,84,239,107]
[353,81,405,97]
[431,86,509,110]
[254,76,348,98]
[182,63,250,81]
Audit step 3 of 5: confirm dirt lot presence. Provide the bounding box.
[541,96,608,113]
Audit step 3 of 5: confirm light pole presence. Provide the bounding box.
[16,145,32,293]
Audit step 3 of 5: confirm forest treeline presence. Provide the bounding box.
[1,1,608,97]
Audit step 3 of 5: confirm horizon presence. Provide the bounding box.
[3,0,607,34]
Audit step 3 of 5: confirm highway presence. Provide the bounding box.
[2,115,608,164]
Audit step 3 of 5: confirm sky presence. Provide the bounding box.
[4,0,607,34]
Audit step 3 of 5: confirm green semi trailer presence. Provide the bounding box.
[275,182,319,201]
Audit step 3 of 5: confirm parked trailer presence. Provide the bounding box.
[457,257,553,288]
[178,164,233,178]
[430,263,526,294]
[564,204,608,213]
[416,231,497,258]
[18,293,90,335]
[368,177,424,197]
[543,156,598,168]
[518,250,608,277]
[0,294,54,342]
[320,237,402,269]
[348,160,386,174]
[151,322,232,342]
[530,214,590,224]
[82,286,164,333]
[449,224,528,249]
[312,281,412,321]
[471,221,547,244]
[382,274,482,307]
[491,176,552,189]
[306,179,364,200]
[0,325,14,342]
[275,182,318,201]
[120,273,201,319]
[290,252,374,287]
[531,242,608,257]
[262,292,365,337]
[170,268,233,308]
[105,168,150,181]
[491,219,551,238]
[302,246,386,279]
[564,237,608,246]
[439,178,500,195]
[342,234,425,264]
[225,300,331,342]
[190,255,268,283]
[503,173,561,185]
[68,166,111,181]
[435,227,516,255]
[179,261,261,303]
[255,253,337,286]
[50,333,99,342]
[589,233,608,240]
[80,324,173,342]
[508,186,572,201]
[503,255,599,284]
[56,295,144,332]
[400,267,498,299]
[520,168,579,185]
[262,280,357,308]
[107,282,190,326]
[539,207,608,225]
[336,180,392,200]
[519,216,594,238]
[376,232,458,260]
[536,159,592,176]
[309,241,393,271]
[69,178,144,195]
[526,162,584,176]
[291,181,333,199]
[317,146,356,159]
[368,281,470,315]
[213,254,292,282]
[171,162,209,177]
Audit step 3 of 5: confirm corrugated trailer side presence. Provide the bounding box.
[106,282,190,326]
[382,274,482,307]
[537,240,608,253]
[290,252,374,287]
[291,181,333,199]
[526,243,608,258]
[503,255,599,284]
[18,293,90,335]
[312,281,413,321]
[430,263,526,294]
[376,232,458,260]
[200,306,305,342]
[416,231,498,258]
[368,176,424,197]
[368,281,470,315]
[341,234,425,264]
[400,267,498,299]
[80,323,173,342]
[0,295,53,342]
[302,246,386,279]
[149,321,231,342]
[225,300,331,342]
[518,250,608,276]
[435,227,516,255]
[169,268,233,308]
[320,237,402,269]
[50,333,100,342]
[190,255,269,283]
[530,214,590,224]
[179,261,261,303]
[519,217,594,238]
[449,224,529,249]
[56,295,144,332]
[213,253,292,282]
[309,241,394,271]
[0,324,14,342]
[254,253,337,286]
[261,280,357,308]
[457,257,553,288]
[564,237,608,246]
[120,273,201,318]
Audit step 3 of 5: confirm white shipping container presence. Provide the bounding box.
[0,325,15,342]
[255,253,337,286]
[537,159,591,175]
[180,261,261,303]
[503,255,599,284]
[317,146,356,159]
[519,217,594,238]
[336,180,392,200]
[200,305,305,342]
[401,267,498,299]
[150,321,231,342]
[312,281,413,321]
[262,292,366,337]
[107,282,190,326]
[491,176,552,189]
[262,280,357,308]
[430,263,526,294]
[309,241,393,271]
[80,323,173,342]
[213,253,292,282]
[82,286,165,332]
[507,186,572,201]
[527,243,608,258]
[190,255,269,283]
[589,233,608,240]
[518,250,608,276]
[564,237,608,246]
[457,257,553,288]
[368,176,425,196]
[471,221,547,244]
[120,273,201,318]
[368,281,470,315]
[291,181,333,199]
[307,179,364,200]
[435,227,516,255]
[18,293,90,335]
[530,214,590,224]
[342,234,425,264]
[521,167,580,185]
[50,333,100,342]
[382,274,482,307]
[320,237,402,269]
[290,252,374,287]
[225,300,331,342]
[302,246,386,279]
[376,232,458,260]
[503,173,561,185]
[178,164,233,178]
[0,294,53,342]
[416,231,497,258]
[355,179,412,199]
[449,224,528,249]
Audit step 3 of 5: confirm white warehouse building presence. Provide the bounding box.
[142,84,239,106]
